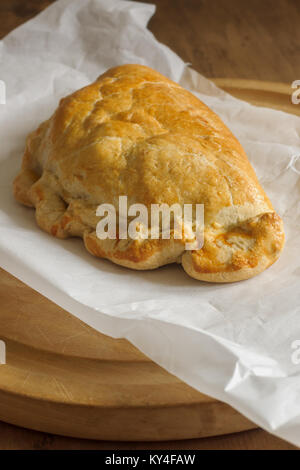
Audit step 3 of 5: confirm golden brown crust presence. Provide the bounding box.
[182,212,284,282]
[13,64,285,282]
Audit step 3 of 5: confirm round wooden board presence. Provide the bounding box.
[0,80,296,442]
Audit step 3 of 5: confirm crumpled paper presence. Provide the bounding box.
[1,0,300,446]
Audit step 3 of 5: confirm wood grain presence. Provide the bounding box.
[213,78,300,116]
[0,79,298,448]
[141,0,300,82]
[0,267,255,441]
[1,0,299,82]
[0,0,299,451]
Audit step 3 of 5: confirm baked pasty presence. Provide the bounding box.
[13,64,284,282]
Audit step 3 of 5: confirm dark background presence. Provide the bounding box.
[0,0,298,450]
[1,0,299,82]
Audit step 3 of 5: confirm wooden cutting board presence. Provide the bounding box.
[213,78,300,116]
[0,80,297,441]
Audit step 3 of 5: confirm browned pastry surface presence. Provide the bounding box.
[13,64,284,282]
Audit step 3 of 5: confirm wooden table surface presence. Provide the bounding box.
[0,0,298,450]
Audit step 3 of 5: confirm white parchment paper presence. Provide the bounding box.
[1,0,300,445]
